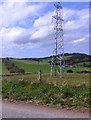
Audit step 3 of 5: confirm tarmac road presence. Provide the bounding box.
[2,101,89,118]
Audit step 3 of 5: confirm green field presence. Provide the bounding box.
[2,63,9,74]
[2,73,90,108]
[0,60,9,74]
[65,66,90,73]
[1,58,90,75]
[12,59,51,73]
[11,59,90,74]
[2,73,89,86]
[76,61,91,66]
[2,54,91,108]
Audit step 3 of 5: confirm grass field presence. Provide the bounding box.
[77,61,91,66]
[11,59,90,74]
[2,63,9,74]
[2,73,90,108]
[12,59,51,73]
[0,60,9,75]
[65,66,90,73]
[1,58,90,75]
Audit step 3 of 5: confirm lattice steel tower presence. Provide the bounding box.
[50,2,65,77]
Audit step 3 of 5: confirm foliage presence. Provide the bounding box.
[67,70,73,73]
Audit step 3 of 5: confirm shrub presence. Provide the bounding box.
[67,70,73,73]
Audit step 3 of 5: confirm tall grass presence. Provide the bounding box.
[0,60,9,74]
[2,73,90,108]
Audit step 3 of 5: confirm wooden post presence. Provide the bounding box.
[54,68,57,76]
[38,69,42,82]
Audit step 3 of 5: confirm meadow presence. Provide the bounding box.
[11,59,90,73]
[2,58,90,108]
[0,60,9,75]
[2,73,90,108]
[77,61,91,66]
[12,59,51,73]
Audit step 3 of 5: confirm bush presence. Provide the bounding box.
[77,71,91,73]
[67,70,73,73]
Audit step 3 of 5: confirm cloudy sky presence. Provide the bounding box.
[0,0,89,58]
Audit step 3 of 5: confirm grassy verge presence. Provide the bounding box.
[2,73,90,108]
[0,60,9,74]
[2,63,10,74]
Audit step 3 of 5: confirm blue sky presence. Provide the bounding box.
[0,0,89,58]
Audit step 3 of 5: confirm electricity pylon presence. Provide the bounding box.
[50,2,65,77]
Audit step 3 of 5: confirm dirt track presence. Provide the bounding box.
[2,101,89,118]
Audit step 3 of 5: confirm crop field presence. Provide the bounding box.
[2,73,90,108]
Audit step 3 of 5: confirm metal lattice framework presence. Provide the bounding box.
[50,2,65,77]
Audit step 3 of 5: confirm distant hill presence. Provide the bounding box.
[2,53,91,66]
[13,53,89,59]
[2,53,91,74]
[64,53,91,65]
[17,53,90,65]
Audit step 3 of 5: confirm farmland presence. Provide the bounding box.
[76,61,91,66]
[0,60,9,74]
[12,59,51,73]
[2,63,10,74]
[1,53,91,74]
[2,53,91,108]
[11,59,90,74]
[2,73,90,108]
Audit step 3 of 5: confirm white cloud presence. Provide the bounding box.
[63,8,89,20]
[0,1,89,57]
[33,7,89,46]
[1,27,31,53]
[31,25,53,39]
[0,1,46,27]
[64,8,89,31]
[72,38,85,44]
[1,27,31,43]
[63,8,75,20]
[34,12,53,28]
